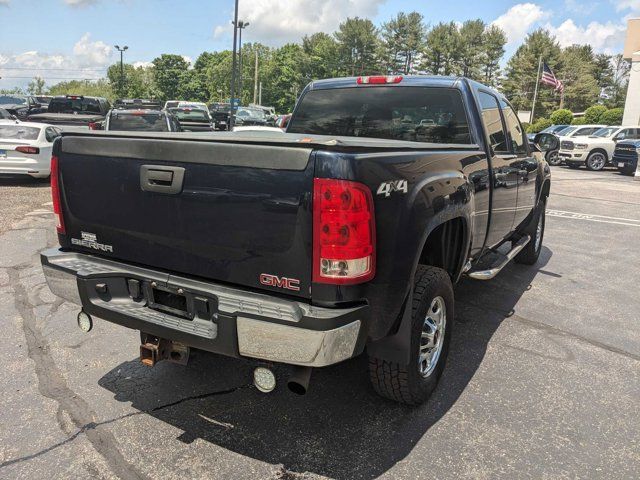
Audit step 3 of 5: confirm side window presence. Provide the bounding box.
[500,99,527,154]
[615,129,631,141]
[45,127,58,142]
[478,91,508,154]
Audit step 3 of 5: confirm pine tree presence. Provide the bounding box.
[381,12,426,74]
[502,29,562,119]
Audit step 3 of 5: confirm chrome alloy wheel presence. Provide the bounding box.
[588,153,606,170]
[547,151,561,166]
[419,296,447,377]
[534,211,544,252]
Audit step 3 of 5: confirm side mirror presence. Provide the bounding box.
[533,133,559,152]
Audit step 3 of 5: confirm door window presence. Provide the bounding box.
[478,91,508,153]
[500,100,527,154]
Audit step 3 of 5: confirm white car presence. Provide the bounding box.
[0,121,61,178]
[559,126,640,171]
[232,126,284,133]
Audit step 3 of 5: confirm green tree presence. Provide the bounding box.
[27,76,46,95]
[422,22,461,75]
[502,29,562,119]
[381,11,426,74]
[557,45,600,112]
[48,79,113,99]
[152,54,191,101]
[303,33,340,80]
[458,19,485,79]
[204,50,234,102]
[550,109,573,125]
[603,54,630,108]
[335,17,382,76]
[583,105,607,124]
[262,43,308,112]
[481,25,507,86]
[600,108,623,125]
[571,117,586,125]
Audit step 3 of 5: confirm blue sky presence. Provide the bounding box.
[1,0,639,89]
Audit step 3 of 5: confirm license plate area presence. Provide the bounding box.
[149,285,191,319]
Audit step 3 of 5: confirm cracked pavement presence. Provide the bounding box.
[0,167,639,479]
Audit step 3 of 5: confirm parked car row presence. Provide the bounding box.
[533,124,640,176]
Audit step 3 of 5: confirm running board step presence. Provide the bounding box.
[466,235,531,280]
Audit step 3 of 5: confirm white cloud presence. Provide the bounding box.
[546,19,627,53]
[213,0,386,45]
[492,3,548,45]
[615,0,640,11]
[72,33,113,65]
[63,0,98,6]
[0,33,114,90]
[0,0,10,7]
[132,61,153,69]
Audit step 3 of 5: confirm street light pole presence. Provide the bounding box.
[229,0,240,129]
[237,20,249,107]
[114,45,129,97]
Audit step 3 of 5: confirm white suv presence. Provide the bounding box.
[559,126,640,171]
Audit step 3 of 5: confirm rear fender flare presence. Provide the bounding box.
[367,198,471,365]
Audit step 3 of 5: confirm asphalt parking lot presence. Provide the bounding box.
[0,167,639,480]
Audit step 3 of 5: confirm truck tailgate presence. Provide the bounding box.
[56,134,314,299]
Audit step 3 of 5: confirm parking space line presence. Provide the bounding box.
[547,209,640,227]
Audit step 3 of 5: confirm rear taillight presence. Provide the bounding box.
[15,146,40,154]
[50,155,65,234]
[88,122,99,130]
[313,178,375,284]
[356,75,403,85]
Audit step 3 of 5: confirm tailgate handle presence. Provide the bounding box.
[140,165,185,194]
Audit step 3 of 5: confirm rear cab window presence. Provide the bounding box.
[109,112,169,132]
[288,86,472,144]
[169,108,211,122]
[48,97,104,114]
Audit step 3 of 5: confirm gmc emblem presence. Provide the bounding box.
[259,273,301,292]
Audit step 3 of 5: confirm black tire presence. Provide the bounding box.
[546,150,562,166]
[368,265,454,405]
[586,151,607,171]
[514,198,546,265]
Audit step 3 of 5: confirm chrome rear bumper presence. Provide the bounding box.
[41,248,366,367]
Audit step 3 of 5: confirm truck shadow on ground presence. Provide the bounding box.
[98,247,552,480]
[0,177,50,187]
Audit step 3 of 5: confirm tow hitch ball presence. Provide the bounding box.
[139,333,190,367]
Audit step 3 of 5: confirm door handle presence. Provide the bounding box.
[140,165,185,194]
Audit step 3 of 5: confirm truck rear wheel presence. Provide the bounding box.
[368,266,453,405]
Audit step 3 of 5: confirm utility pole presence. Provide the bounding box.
[259,81,262,105]
[229,0,239,129]
[253,49,259,105]
[530,55,542,124]
[114,45,128,97]
[237,20,249,107]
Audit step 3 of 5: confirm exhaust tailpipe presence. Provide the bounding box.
[287,366,313,395]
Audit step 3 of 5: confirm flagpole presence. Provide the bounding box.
[530,55,543,124]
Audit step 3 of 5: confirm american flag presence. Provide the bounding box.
[541,62,564,93]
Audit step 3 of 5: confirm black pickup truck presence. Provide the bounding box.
[28,95,111,130]
[42,76,551,405]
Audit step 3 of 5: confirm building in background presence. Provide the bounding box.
[623,18,640,126]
